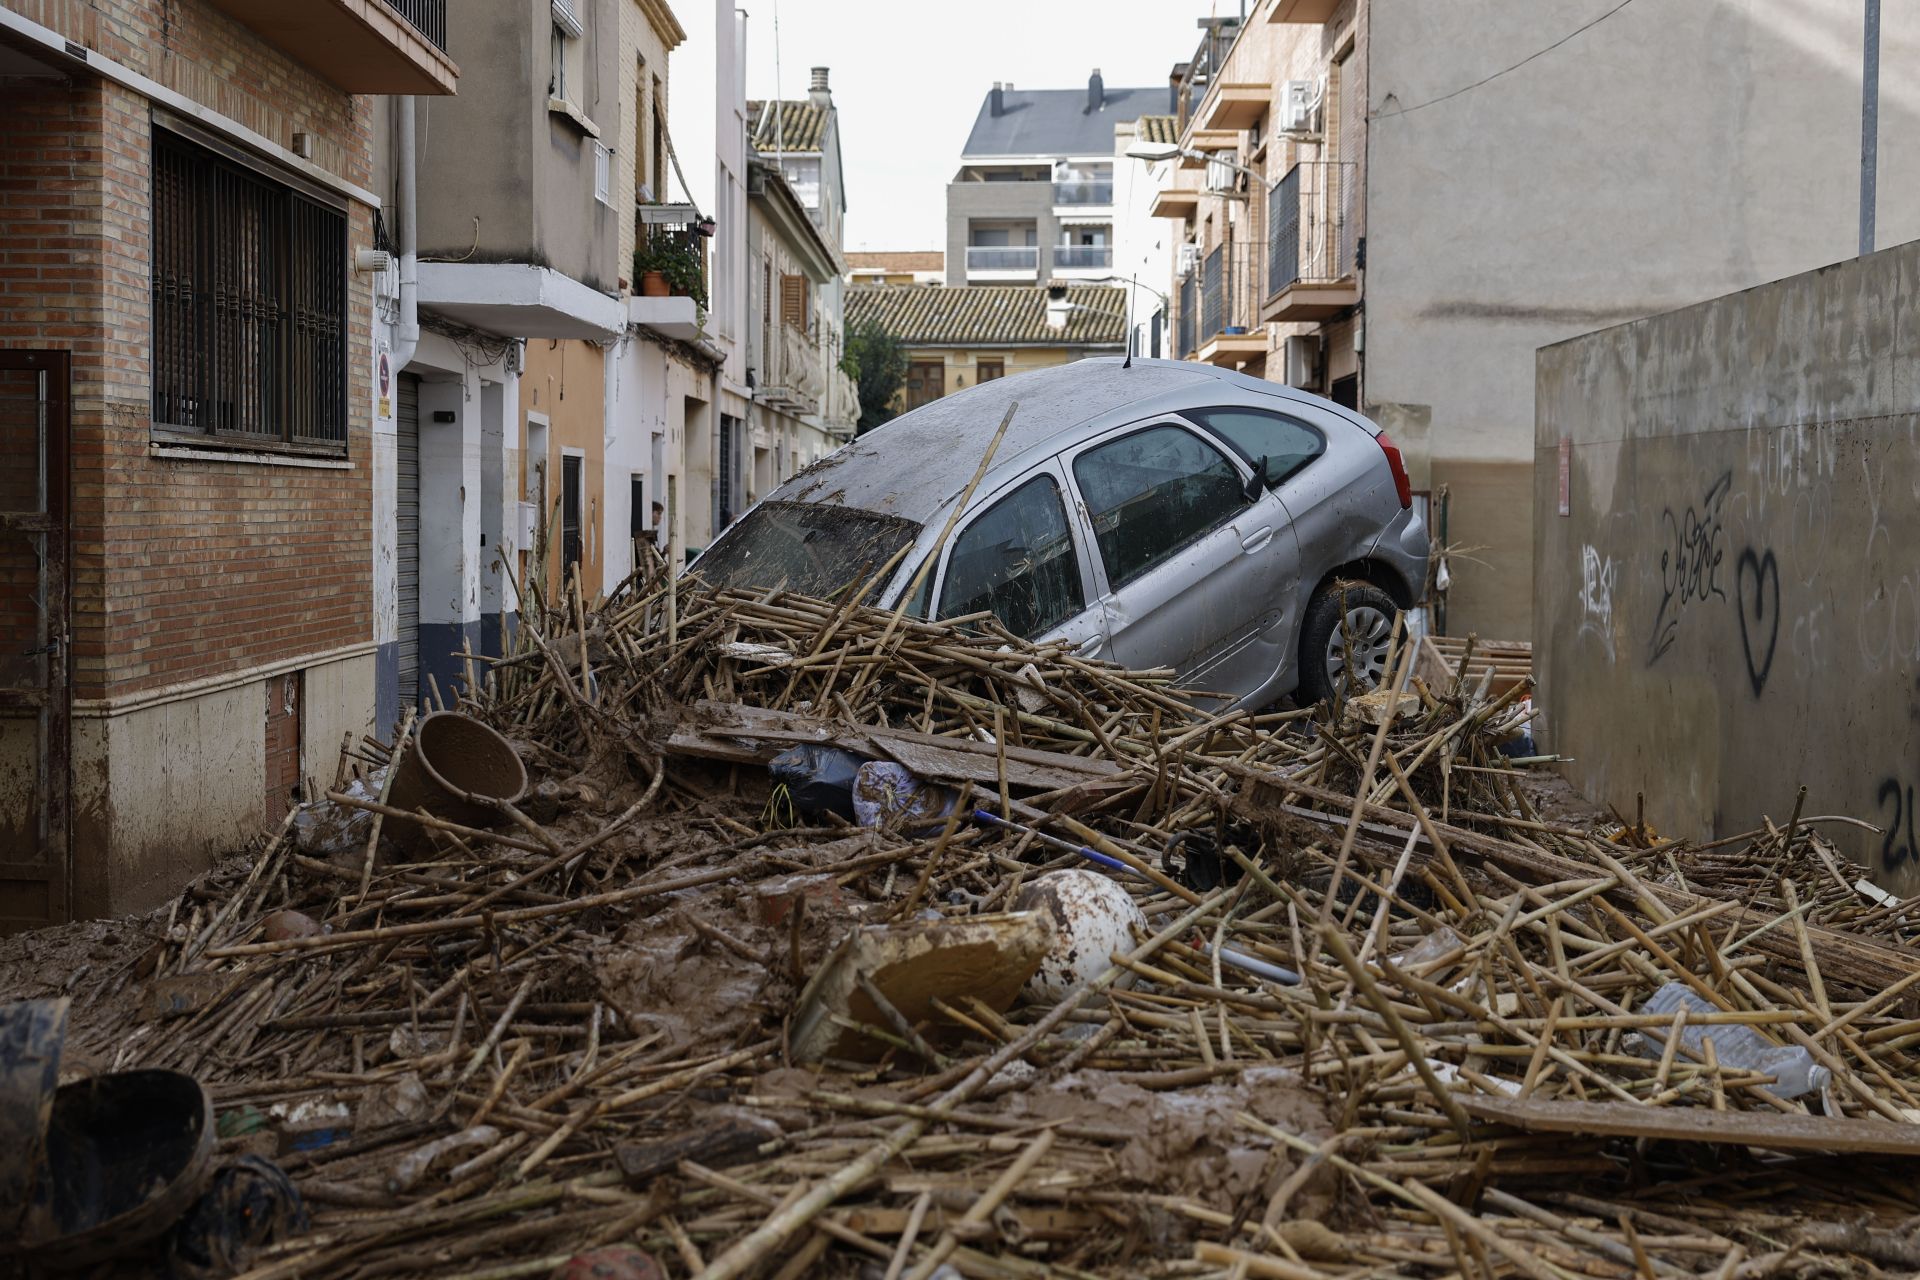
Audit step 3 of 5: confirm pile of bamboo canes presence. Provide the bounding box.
[48,567,1920,1280]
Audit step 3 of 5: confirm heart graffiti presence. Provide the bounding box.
[1735,548,1779,697]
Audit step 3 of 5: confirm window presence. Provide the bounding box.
[780,274,808,331]
[906,361,944,409]
[697,501,921,599]
[940,476,1085,640]
[1186,406,1324,488]
[593,142,612,204]
[651,82,667,200]
[151,126,347,452]
[1072,425,1248,589]
[549,0,584,104]
[976,359,1004,383]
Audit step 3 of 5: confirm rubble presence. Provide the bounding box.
[16,558,1920,1279]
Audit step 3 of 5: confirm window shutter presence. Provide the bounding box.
[781,274,806,329]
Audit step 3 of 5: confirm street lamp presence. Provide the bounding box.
[1123,138,1262,195]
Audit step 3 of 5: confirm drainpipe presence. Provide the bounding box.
[392,95,420,370]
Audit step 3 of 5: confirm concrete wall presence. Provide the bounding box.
[67,647,375,916]
[416,0,620,292]
[1536,240,1919,886]
[1371,0,1920,642]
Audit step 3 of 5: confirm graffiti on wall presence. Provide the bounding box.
[1735,547,1779,697]
[1579,544,1617,661]
[1647,472,1732,665]
[1878,778,1920,872]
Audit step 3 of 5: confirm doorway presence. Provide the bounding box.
[0,350,71,930]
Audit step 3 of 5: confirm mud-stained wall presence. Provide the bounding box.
[1535,243,1917,886]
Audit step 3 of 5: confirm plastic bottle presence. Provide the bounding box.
[1624,982,1830,1100]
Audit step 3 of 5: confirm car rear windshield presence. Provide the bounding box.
[694,501,923,600]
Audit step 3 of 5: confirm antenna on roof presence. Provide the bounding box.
[1123,275,1137,368]
[772,0,786,161]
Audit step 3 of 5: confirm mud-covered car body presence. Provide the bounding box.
[695,358,1427,708]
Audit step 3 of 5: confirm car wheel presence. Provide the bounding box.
[1297,581,1400,704]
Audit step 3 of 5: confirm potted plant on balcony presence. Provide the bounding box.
[633,227,706,305]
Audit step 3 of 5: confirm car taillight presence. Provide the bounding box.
[1376,431,1412,510]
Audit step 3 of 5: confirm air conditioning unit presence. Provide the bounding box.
[1204,154,1240,194]
[1281,79,1323,135]
[1283,334,1320,389]
[1177,242,1201,275]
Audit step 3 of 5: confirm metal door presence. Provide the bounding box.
[0,351,70,930]
[396,374,420,710]
[926,461,1108,661]
[1063,421,1291,709]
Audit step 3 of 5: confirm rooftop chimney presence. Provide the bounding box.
[1087,68,1105,114]
[990,82,1004,117]
[809,66,831,106]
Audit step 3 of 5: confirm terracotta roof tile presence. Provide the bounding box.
[1136,114,1179,145]
[847,284,1127,347]
[747,100,827,153]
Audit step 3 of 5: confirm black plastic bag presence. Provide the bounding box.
[768,745,871,822]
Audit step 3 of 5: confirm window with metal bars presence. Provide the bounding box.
[151,127,348,453]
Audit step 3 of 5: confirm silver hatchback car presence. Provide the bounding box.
[695,358,1428,708]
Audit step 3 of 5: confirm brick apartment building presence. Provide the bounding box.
[0,0,456,926]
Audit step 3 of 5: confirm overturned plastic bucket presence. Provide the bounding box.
[383,711,529,854]
[2,998,215,1269]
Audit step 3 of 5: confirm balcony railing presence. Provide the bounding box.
[380,0,446,51]
[1268,161,1358,297]
[1199,242,1260,346]
[1052,244,1112,270]
[1052,180,1114,206]
[966,246,1039,272]
[1178,18,1242,128]
[1177,272,1196,359]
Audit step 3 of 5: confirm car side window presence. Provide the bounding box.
[1187,406,1325,487]
[938,474,1086,639]
[1071,424,1250,591]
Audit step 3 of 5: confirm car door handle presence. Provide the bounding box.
[1240,526,1273,554]
[1078,633,1105,658]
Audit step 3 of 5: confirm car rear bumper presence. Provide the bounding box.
[1367,506,1431,606]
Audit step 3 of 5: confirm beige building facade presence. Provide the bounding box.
[1148,0,1919,640]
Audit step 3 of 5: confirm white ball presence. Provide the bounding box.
[1015,869,1147,1002]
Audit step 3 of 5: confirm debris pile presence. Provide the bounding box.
[31,564,1920,1279]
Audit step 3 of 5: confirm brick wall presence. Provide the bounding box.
[0,0,375,702]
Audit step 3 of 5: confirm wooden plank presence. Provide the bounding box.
[1459,1096,1920,1155]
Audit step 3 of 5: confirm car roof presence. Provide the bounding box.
[770,357,1374,520]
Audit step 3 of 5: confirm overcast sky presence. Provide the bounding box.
[742,0,1233,251]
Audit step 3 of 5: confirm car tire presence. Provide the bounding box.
[1297,581,1400,704]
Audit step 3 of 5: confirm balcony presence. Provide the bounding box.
[1191,243,1265,367]
[1264,161,1360,321]
[1052,180,1114,207]
[1177,130,1244,170]
[1052,244,1113,273]
[1150,187,1202,220]
[203,0,457,94]
[1177,18,1242,129]
[1268,0,1342,22]
[966,246,1039,280]
[1197,83,1270,132]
